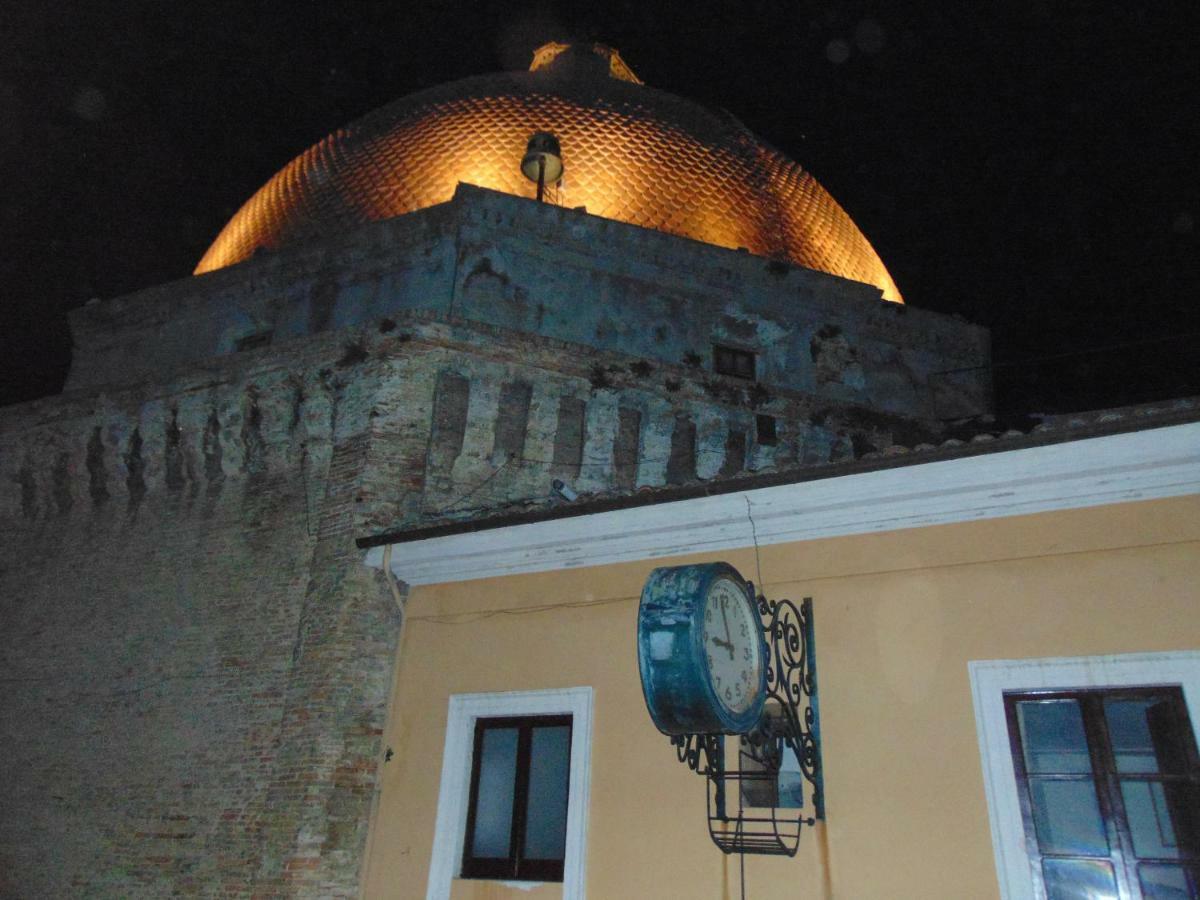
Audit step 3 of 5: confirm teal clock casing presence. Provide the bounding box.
[638,562,768,735]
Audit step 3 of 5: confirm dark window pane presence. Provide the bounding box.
[1030,777,1110,856]
[1138,863,1196,899]
[713,345,756,380]
[1124,779,1200,860]
[1018,700,1092,773]
[470,727,519,858]
[524,725,571,860]
[1041,858,1119,900]
[1106,698,1174,774]
[1170,783,1200,858]
[1122,780,1182,859]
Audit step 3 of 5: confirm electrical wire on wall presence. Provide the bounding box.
[744,495,766,593]
[380,544,408,614]
[744,493,760,900]
[408,591,637,625]
[441,454,513,511]
[742,492,833,900]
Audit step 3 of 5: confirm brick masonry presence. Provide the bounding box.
[0,329,402,896]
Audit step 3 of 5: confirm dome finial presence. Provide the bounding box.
[529,42,643,84]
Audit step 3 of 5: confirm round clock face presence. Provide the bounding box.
[702,577,763,715]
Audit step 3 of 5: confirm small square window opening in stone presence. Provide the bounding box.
[713,344,757,380]
[756,414,778,446]
[235,330,274,352]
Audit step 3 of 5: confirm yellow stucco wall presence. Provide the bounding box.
[361,495,1200,899]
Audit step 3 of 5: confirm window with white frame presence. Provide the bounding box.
[461,714,573,881]
[971,653,1200,900]
[426,687,593,900]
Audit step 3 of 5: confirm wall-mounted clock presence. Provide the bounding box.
[638,562,768,735]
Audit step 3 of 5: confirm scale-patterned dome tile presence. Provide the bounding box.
[195,48,902,303]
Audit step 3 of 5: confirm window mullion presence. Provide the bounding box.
[1083,692,1141,899]
[510,723,534,879]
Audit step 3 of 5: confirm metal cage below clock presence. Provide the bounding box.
[668,591,824,857]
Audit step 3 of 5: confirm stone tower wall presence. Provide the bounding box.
[0,310,939,895]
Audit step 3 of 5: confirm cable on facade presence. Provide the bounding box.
[443,454,512,510]
[410,592,637,625]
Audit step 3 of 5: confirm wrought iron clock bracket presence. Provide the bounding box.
[668,592,824,857]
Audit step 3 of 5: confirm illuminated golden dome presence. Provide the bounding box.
[196,43,903,302]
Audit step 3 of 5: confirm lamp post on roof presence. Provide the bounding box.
[521,132,563,202]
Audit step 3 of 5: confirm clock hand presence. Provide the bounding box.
[720,603,735,659]
[712,639,739,670]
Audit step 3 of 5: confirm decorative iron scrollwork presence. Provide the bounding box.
[670,592,824,857]
[671,732,722,775]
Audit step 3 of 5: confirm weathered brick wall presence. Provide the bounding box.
[344,316,933,538]
[0,334,401,897]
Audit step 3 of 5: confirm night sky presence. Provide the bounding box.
[2,2,1197,413]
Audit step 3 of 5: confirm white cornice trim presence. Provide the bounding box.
[366,421,1200,586]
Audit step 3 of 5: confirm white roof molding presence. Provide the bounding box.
[365,421,1200,586]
